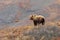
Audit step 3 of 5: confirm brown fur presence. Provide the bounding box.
[30,15,45,26]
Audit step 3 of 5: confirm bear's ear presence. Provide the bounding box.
[29,15,33,20]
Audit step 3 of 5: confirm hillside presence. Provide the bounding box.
[0,0,60,40]
[0,21,60,40]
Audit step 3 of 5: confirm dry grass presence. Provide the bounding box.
[0,21,60,40]
[0,1,60,40]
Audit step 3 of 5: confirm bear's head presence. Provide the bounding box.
[29,14,36,20]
